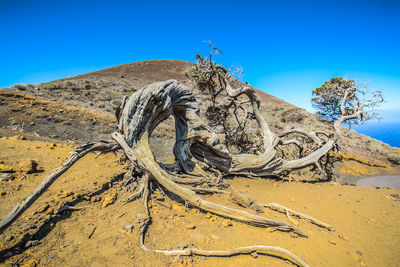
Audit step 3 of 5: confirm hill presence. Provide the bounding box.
[1,59,400,267]
[2,60,399,180]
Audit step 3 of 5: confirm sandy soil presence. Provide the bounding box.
[1,136,400,267]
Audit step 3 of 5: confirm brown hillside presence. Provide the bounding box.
[2,59,400,180]
[1,60,400,267]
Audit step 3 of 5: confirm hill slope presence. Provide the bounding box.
[1,60,400,179]
[1,59,400,267]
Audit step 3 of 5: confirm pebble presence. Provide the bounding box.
[102,193,117,208]
[179,243,188,249]
[18,159,38,174]
[0,164,14,173]
[90,196,101,202]
[36,203,49,213]
[124,224,134,230]
[25,240,39,248]
[289,218,299,227]
[222,219,232,227]
[1,173,13,181]
[185,224,196,229]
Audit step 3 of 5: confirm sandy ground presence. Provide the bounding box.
[1,136,400,267]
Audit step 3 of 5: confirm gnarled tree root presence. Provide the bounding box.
[229,190,333,231]
[112,131,305,235]
[264,202,333,230]
[135,166,309,267]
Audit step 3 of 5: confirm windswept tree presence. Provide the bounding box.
[312,77,384,131]
[0,47,384,266]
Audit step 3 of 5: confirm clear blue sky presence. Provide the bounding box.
[1,0,399,115]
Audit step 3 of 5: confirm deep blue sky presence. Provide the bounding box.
[1,0,399,116]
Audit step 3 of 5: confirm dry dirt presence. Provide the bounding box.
[1,136,400,267]
[1,59,400,267]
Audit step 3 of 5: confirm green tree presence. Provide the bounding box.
[312,77,383,126]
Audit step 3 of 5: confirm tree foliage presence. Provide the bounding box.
[312,77,384,126]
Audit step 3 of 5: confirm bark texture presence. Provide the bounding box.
[2,78,351,266]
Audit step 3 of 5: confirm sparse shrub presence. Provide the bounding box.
[387,153,400,165]
[12,83,34,91]
[13,84,27,90]
[280,108,306,123]
[104,89,124,99]
[38,82,63,90]
[70,86,81,92]
[66,81,75,87]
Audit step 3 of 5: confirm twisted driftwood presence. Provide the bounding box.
[2,75,372,266]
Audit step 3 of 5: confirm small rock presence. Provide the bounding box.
[185,224,196,229]
[102,193,117,208]
[289,218,299,227]
[9,135,25,140]
[18,159,38,174]
[222,219,232,227]
[179,243,188,249]
[123,224,134,230]
[329,240,336,245]
[56,191,72,199]
[1,173,13,181]
[1,191,6,196]
[289,232,299,238]
[90,196,101,202]
[36,203,49,213]
[25,240,39,248]
[154,194,165,201]
[0,164,14,173]
[251,251,258,258]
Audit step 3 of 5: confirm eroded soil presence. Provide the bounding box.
[1,136,400,267]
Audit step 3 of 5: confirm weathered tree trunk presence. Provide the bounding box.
[1,78,341,266]
[117,79,336,178]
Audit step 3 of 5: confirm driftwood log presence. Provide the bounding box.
[2,74,373,266]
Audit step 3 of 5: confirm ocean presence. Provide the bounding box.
[352,122,400,148]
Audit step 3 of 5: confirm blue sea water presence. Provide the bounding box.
[352,122,400,148]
